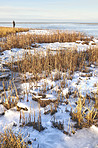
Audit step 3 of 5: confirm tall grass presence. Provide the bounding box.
[9,47,98,76]
[0,129,27,148]
[0,27,29,37]
[70,97,98,128]
[0,30,93,51]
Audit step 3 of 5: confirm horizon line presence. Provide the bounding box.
[0,21,98,25]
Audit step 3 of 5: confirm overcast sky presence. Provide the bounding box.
[0,0,98,22]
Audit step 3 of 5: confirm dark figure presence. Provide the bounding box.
[13,21,15,28]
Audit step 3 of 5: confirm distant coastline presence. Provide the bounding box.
[0,22,98,37]
[0,22,98,25]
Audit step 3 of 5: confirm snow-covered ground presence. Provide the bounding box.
[23,29,53,35]
[38,41,96,51]
[19,29,74,35]
[0,29,98,65]
[0,66,98,147]
[0,42,98,65]
[0,29,98,148]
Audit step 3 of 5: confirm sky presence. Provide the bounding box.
[0,0,98,22]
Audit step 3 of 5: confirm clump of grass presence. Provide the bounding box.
[0,30,93,51]
[51,116,72,136]
[0,129,27,148]
[52,120,64,131]
[44,103,57,115]
[70,97,98,129]
[19,104,45,132]
[1,80,19,110]
[0,27,29,37]
[71,97,84,128]
[9,47,98,78]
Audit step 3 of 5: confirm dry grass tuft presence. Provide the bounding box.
[0,129,27,148]
[70,97,98,129]
[0,27,29,38]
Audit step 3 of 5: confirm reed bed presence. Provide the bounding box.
[0,28,98,147]
[9,47,98,77]
[1,80,19,109]
[0,30,93,51]
[0,27,29,38]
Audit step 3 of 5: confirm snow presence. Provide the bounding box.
[0,29,98,148]
[46,94,57,101]
[19,29,53,35]
[63,88,69,96]
[17,102,28,110]
[39,42,96,52]
[0,106,98,148]
[65,125,98,148]
[0,104,7,115]
[1,48,25,64]
[93,38,98,43]
[0,41,96,65]
[0,66,98,148]
[0,109,19,131]
[3,121,17,130]
[28,29,52,35]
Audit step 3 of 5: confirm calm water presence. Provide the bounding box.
[0,22,98,37]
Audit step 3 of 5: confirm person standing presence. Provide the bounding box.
[13,21,15,28]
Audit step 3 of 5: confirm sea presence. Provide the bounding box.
[0,22,98,37]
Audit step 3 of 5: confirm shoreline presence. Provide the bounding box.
[0,22,98,25]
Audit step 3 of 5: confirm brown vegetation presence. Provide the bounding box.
[0,129,27,148]
[0,28,98,145]
[0,27,29,38]
[0,30,93,51]
[70,97,98,129]
[9,47,98,77]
